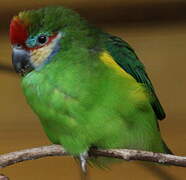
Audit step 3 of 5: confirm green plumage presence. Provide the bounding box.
[15,6,171,166]
[103,34,166,120]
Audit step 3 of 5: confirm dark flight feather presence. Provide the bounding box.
[103,33,166,120]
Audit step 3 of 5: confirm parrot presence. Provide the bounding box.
[9,6,172,175]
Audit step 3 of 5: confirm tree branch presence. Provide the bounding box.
[0,145,185,168]
[0,64,14,73]
[0,174,9,180]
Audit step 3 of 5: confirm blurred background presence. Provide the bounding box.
[0,0,186,179]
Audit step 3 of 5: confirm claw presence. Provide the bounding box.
[77,151,90,180]
[79,151,88,173]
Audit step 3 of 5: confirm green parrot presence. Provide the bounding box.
[10,6,172,173]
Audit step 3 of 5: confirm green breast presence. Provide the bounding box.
[21,49,117,145]
[21,48,164,155]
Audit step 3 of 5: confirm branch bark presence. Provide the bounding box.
[0,174,9,180]
[0,145,185,168]
[0,64,14,73]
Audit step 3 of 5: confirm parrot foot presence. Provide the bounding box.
[77,151,90,180]
[79,151,89,174]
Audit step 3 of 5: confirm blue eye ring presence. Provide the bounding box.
[26,33,50,48]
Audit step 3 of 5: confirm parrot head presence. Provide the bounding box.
[10,6,96,76]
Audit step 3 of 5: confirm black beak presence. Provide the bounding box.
[12,48,33,76]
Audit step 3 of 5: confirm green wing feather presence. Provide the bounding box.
[102,33,165,120]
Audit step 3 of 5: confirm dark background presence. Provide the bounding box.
[0,0,186,179]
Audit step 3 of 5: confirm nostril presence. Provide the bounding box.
[14,44,23,49]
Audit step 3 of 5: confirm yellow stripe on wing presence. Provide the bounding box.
[100,51,134,80]
[100,51,149,104]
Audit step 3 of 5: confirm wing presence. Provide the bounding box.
[102,33,165,120]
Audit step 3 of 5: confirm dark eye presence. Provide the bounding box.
[37,35,48,45]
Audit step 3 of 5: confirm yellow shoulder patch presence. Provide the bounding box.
[100,51,149,103]
[99,51,134,80]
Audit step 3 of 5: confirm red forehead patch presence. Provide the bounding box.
[9,17,28,45]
